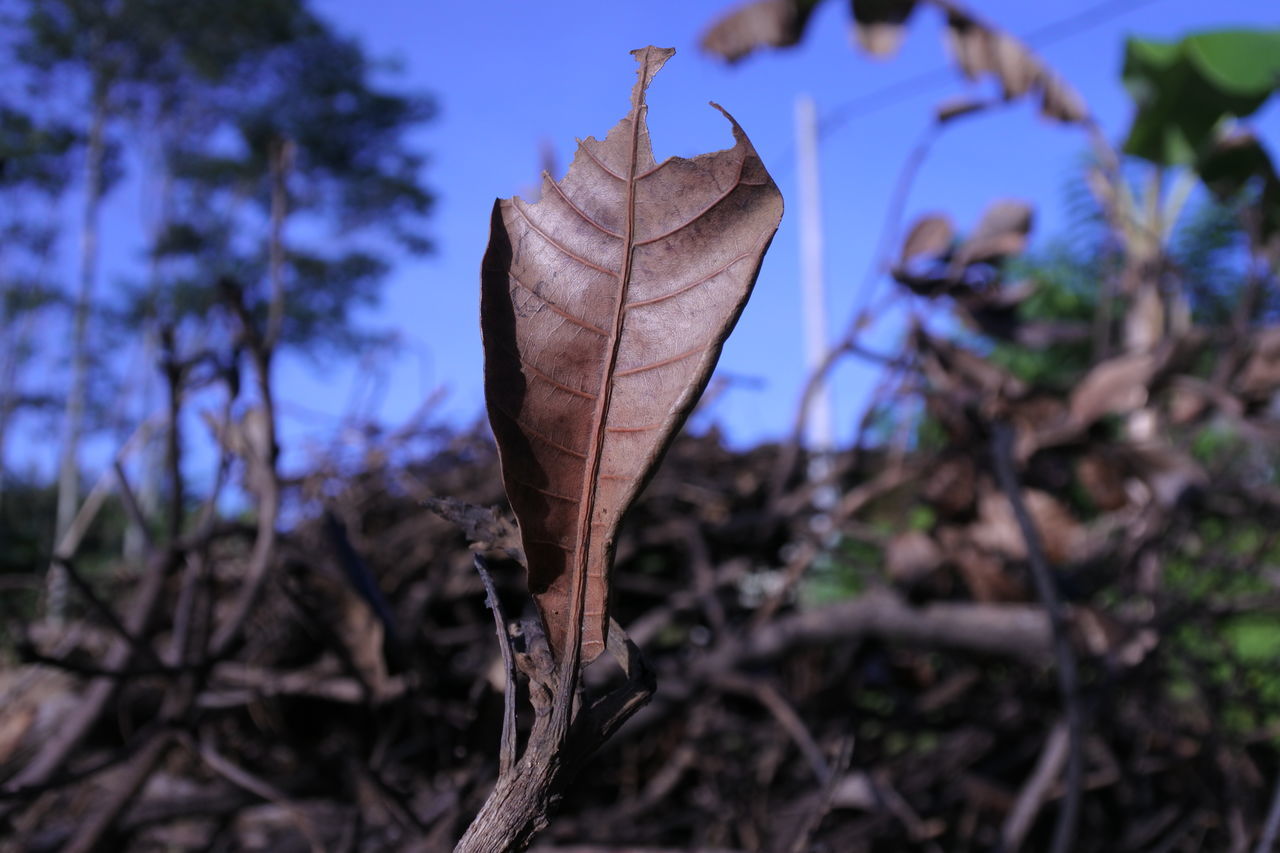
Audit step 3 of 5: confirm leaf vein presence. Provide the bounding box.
[626,250,756,308]
[615,343,706,377]
[606,421,666,433]
[490,400,589,460]
[633,156,748,247]
[519,482,582,504]
[509,200,618,275]
[577,141,627,182]
[526,537,576,552]
[508,270,608,336]
[519,356,599,400]
[542,182,624,239]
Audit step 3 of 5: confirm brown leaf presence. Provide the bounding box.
[1165,371,1242,426]
[422,497,524,563]
[938,526,1026,603]
[1123,280,1164,353]
[989,32,1040,99]
[1077,442,1205,513]
[701,0,815,63]
[1127,443,1206,509]
[1236,326,1280,401]
[935,96,990,123]
[922,454,976,517]
[481,47,783,663]
[970,485,1084,565]
[1076,450,1129,511]
[944,11,992,80]
[1039,72,1088,123]
[917,331,1027,402]
[1069,352,1159,428]
[850,0,918,58]
[1006,393,1069,460]
[955,199,1034,265]
[943,11,1087,123]
[952,279,1040,342]
[900,213,954,265]
[886,530,943,585]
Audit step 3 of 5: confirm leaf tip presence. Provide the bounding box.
[709,100,752,147]
[629,46,677,106]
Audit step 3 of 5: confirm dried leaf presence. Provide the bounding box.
[850,0,918,58]
[1127,443,1206,509]
[701,0,816,63]
[422,497,524,563]
[481,47,783,663]
[1069,352,1159,427]
[1167,383,1211,425]
[953,280,1040,342]
[938,526,1026,603]
[340,592,391,699]
[943,11,1088,124]
[918,331,1027,401]
[990,32,1040,99]
[1039,72,1088,123]
[971,485,1084,565]
[886,530,943,585]
[900,213,953,265]
[935,96,990,123]
[1123,280,1164,353]
[0,668,77,773]
[1006,394,1068,460]
[955,199,1033,265]
[945,11,993,81]
[922,455,976,517]
[1076,450,1129,511]
[1236,326,1280,401]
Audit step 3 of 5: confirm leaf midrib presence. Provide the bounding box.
[557,50,655,698]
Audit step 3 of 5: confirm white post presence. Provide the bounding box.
[795,95,836,509]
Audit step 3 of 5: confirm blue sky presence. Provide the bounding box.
[85,0,1280,468]
[269,0,1278,452]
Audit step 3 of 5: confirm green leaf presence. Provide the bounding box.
[1185,30,1280,97]
[1122,29,1280,166]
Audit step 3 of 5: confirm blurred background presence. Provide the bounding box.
[2,0,1280,850]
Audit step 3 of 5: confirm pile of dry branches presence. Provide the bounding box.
[3,369,1279,851]
[3,3,1280,849]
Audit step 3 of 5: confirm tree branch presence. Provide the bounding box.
[990,422,1083,853]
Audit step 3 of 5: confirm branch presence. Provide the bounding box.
[209,279,283,660]
[474,554,518,777]
[454,622,655,852]
[1257,768,1280,853]
[1001,719,1070,852]
[620,588,1052,741]
[990,422,1083,853]
[714,587,1051,673]
[1,546,178,800]
[60,732,172,853]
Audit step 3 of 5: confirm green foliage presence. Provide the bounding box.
[0,106,76,192]
[0,476,129,576]
[1160,509,1280,739]
[800,535,880,606]
[1224,616,1280,663]
[1172,193,1250,324]
[9,0,436,364]
[142,7,436,356]
[907,504,934,531]
[987,244,1096,387]
[281,249,392,354]
[1123,29,1280,166]
[1122,29,1280,250]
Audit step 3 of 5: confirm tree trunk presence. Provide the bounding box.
[49,84,107,622]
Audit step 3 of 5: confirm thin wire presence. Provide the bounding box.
[818,0,1170,139]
